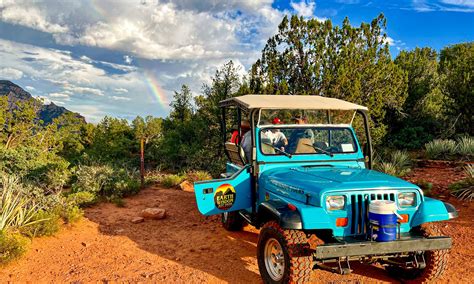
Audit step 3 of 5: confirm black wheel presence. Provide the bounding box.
[221,211,244,231]
[386,223,449,283]
[257,221,312,283]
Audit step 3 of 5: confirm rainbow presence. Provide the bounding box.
[144,70,168,107]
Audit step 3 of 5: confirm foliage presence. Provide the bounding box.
[61,205,83,224]
[0,174,41,232]
[415,180,433,197]
[374,150,411,177]
[424,139,457,160]
[439,42,474,136]
[0,231,29,265]
[457,136,474,159]
[160,174,185,188]
[72,164,140,199]
[20,209,61,237]
[186,170,212,182]
[449,165,474,201]
[423,138,474,160]
[66,191,97,207]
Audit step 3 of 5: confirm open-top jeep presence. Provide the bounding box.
[194,95,457,283]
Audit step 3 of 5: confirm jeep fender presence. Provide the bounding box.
[411,197,458,227]
[257,200,303,229]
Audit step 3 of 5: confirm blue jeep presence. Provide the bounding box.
[194,95,457,283]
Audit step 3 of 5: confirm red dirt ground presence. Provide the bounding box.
[1,162,473,283]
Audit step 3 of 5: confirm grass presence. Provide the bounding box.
[160,174,185,188]
[375,150,412,177]
[20,210,61,237]
[449,164,474,201]
[0,231,29,265]
[185,170,212,182]
[425,139,457,160]
[457,136,474,159]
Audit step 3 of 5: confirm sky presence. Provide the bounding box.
[0,0,473,123]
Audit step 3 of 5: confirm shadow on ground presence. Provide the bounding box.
[85,186,399,283]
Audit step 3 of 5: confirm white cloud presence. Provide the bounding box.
[49,92,70,98]
[0,3,69,33]
[0,0,284,61]
[290,0,316,18]
[0,67,23,79]
[123,55,133,64]
[441,0,474,8]
[64,86,104,96]
[25,85,36,91]
[114,88,129,93]
[111,95,131,101]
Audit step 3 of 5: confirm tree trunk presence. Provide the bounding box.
[140,138,145,188]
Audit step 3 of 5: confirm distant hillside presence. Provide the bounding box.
[0,80,85,124]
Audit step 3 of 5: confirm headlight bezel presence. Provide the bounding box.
[326,195,346,211]
[398,192,417,208]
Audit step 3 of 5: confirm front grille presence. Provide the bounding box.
[350,192,395,235]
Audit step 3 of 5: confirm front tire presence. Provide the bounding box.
[257,221,312,283]
[386,223,449,283]
[221,211,244,231]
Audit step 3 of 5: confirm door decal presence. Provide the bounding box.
[214,184,236,210]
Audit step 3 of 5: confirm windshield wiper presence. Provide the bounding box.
[304,143,334,157]
[263,142,292,158]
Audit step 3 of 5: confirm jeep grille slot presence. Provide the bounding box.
[350,193,395,235]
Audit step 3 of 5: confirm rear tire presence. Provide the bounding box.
[386,223,449,283]
[257,221,312,283]
[221,211,244,231]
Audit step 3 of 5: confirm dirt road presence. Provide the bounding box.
[1,164,473,283]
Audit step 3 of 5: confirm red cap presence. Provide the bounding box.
[272,117,283,124]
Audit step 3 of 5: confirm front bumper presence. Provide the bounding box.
[314,236,452,259]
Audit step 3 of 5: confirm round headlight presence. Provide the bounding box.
[398,192,416,207]
[326,196,345,211]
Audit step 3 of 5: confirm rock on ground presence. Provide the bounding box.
[179,180,194,192]
[141,208,166,220]
[131,217,145,224]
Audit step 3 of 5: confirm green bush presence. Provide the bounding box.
[72,165,140,198]
[415,180,433,197]
[21,210,61,237]
[374,150,411,177]
[66,191,97,207]
[0,174,41,232]
[186,170,212,182]
[449,165,474,201]
[61,205,83,224]
[0,231,29,265]
[457,136,474,159]
[160,174,185,188]
[425,139,457,159]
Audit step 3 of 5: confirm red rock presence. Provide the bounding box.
[131,217,145,224]
[179,180,194,192]
[141,208,166,220]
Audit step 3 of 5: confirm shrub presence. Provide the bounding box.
[66,191,97,207]
[0,174,41,232]
[0,231,29,265]
[61,205,83,224]
[160,174,185,188]
[21,210,61,237]
[456,136,474,159]
[72,164,114,194]
[186,170,212,182]
[415,180,433,197]
[449,165,474,201]
[72,165,140,198]
[425,139,457,159]
[375,150,411,177]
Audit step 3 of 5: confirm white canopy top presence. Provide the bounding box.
[220,95,368,111]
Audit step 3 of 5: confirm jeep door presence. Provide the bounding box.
[194,165,252,216]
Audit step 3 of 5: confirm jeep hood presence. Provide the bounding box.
[260,166,419,206]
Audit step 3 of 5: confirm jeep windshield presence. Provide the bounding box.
[259,126,357,156]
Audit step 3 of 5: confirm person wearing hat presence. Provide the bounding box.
[264,117,288,152]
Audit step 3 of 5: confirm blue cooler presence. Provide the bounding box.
[368,200,399,242]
